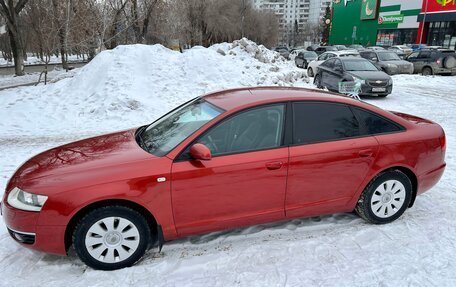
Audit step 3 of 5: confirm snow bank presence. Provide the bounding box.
[0,39,307,137]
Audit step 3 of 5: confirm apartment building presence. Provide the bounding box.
[253,0,332,46]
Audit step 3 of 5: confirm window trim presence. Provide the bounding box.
[289,101,406,147]
[174,102,289,162]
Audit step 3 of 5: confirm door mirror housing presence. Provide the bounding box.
[371,57,378,62]
[334,66,342,72]
[190,143,212,160]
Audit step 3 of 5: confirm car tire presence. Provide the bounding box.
[422,67,433,76]
[355,170,412,224]
[307,67,314,77]
[73,206,151,270]
[314,74,323,89]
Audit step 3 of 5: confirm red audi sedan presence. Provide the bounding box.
[1,87,446,270]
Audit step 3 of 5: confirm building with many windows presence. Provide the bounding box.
[253,0,332,46]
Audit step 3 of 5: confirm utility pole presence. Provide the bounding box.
[419,0,429,45]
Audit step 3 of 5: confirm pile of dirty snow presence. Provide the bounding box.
[0,38,308,137]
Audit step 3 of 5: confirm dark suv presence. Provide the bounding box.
[315,46,338,55]
[406,49,456,75]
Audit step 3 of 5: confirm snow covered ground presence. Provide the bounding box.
[0,54,84,67]
[0,39,456,286]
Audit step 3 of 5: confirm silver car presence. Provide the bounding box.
[360,51,413,75]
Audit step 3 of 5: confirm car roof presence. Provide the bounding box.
[203,87,361,111]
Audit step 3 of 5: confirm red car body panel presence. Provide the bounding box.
[1,87,446,256]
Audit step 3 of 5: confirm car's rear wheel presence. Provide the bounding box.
[307,67,314,77]
[73,206,150,270]
[355,170,412,224]
[422,67,433,76]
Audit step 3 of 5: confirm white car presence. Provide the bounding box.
[389,45,413,55]
[289,48,306,61]
[307,50,360,77]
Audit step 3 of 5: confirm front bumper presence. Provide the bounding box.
[1,200,67,255]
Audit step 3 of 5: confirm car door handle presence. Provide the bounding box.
[358,149,374,158]
[266,161,283,170]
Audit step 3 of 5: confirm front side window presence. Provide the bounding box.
[198,104,285,156]
[140,99,223,156]
[293,102,359,145]
[353,107,402,135]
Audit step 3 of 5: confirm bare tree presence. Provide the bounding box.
[0,0,30,75]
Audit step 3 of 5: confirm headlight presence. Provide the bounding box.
[352,76,365,85]
[7,187,48,212]
[388,78,393,85]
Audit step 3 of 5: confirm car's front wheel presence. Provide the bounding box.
[73,206,151,270]
[355,170,412,224]
[314,74,323,89]
[307,67,314,77]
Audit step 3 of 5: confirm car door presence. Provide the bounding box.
[415,51,431,72]
[327,58,345,91]
[406,51,419,73]
[286,102,379,218]
[295,52,304,67]
[171,104,289,236]
[320,58,336,87]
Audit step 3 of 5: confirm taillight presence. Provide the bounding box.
[440,131,446,151]
[436,59,441,65]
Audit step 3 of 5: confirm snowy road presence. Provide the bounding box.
[0,42,456,287]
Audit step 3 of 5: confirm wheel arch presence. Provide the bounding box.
[422,65,434,75]
[368,166,418,208]
[64,199,159,253]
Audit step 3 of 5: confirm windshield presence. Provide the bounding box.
[139,99,223,156]
[343,60,378,71]
[378,52,400,61]
[304,52,317,58]
[326,46,338,51]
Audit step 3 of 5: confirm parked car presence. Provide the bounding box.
[306,44,320,51]
[1,87,446,270]
[315,46,338,55]
[409,44,427,51]
[294,51,318,68]
[366,46,385,51]
[349,44,365,51]
[334,45,349,51]
[307,50,360,77]
[289,48,306,61]
[359,50,413,75]
[314,57,393,97]
[406,49,456,75]
[389,45,413,56]
[274,47,290,59]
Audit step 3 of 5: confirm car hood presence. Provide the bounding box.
[346,70,390,81]
[7,129,158,194]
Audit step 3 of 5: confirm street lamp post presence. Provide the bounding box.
[419,0,429,45]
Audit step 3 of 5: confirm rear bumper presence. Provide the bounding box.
[1,201,67,255]
[417,163,446,195]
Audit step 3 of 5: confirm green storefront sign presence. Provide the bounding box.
[378,14,404,25]
[360,0,378,20]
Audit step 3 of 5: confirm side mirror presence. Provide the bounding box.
[189,143,212,161]
[334,66,342,72]
[371,57,378,62]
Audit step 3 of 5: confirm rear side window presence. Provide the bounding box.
[353,108,401,135]
[293,102,359,144]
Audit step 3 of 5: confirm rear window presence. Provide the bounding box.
[353,108,401,135]
[293,102,360,144]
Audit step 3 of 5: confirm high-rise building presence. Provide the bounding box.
[253,0,332,46]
